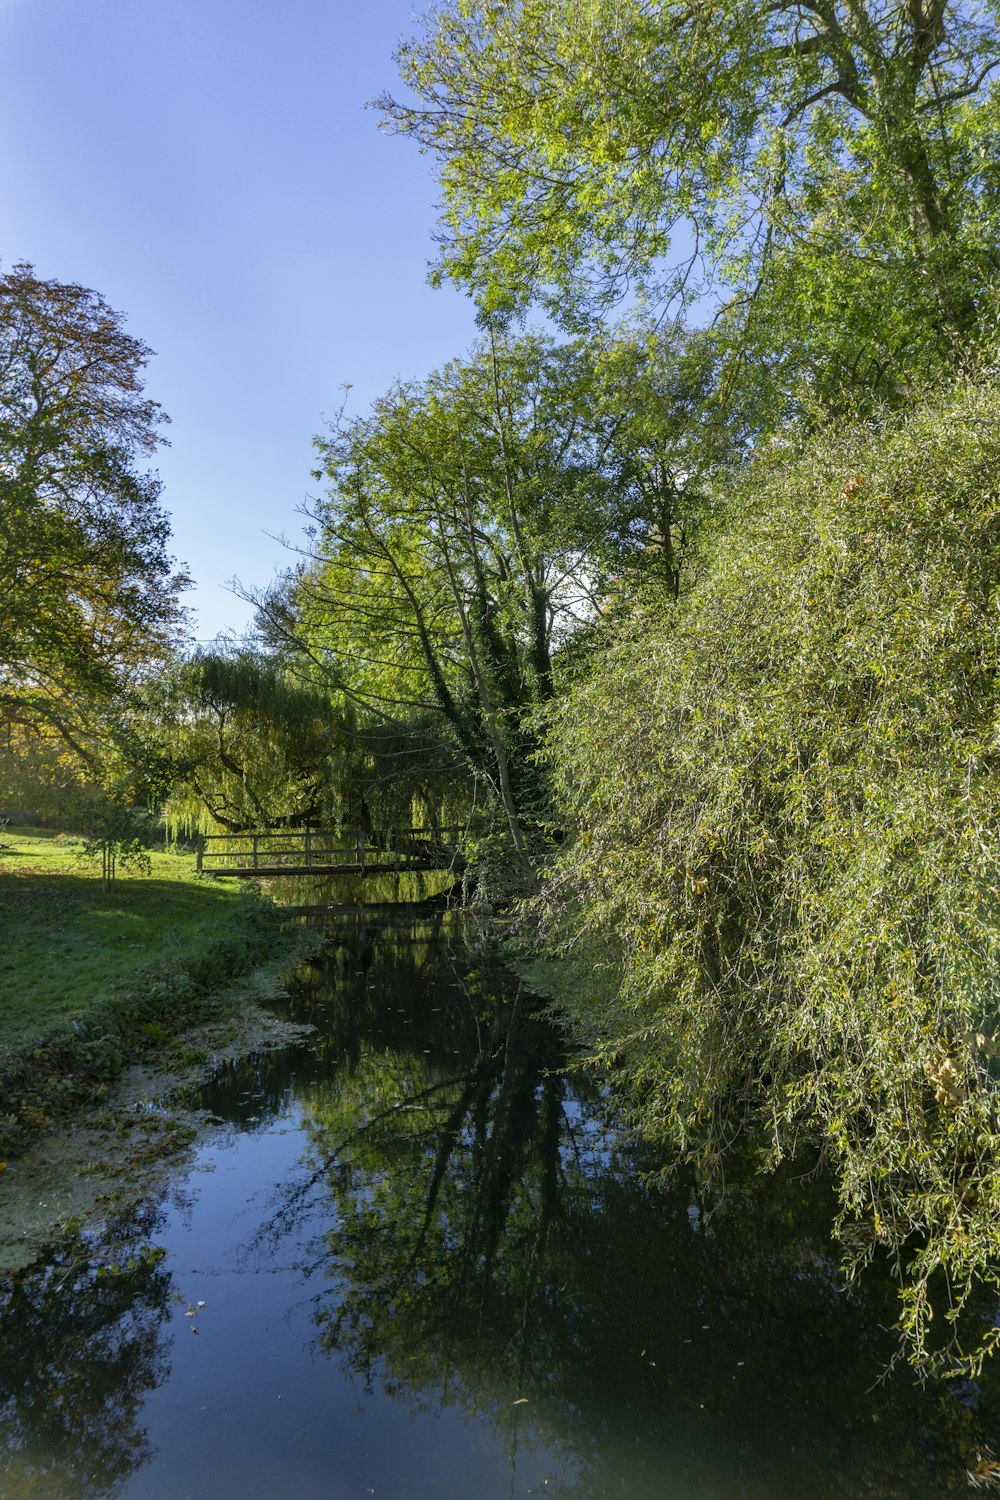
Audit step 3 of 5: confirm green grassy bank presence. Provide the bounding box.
[0,829,305,1160]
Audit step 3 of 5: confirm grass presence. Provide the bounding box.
[0,827,305,1157]
[0,829,256,1046]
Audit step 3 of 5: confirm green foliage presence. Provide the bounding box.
[587,325,758,597]
[384,0,1000,409]
[540,372,1000,1373]
[159,648,342,834]
[76,799,159,889]
[280,333,631,865]
[0,263,187,770]
[265,327,735,887]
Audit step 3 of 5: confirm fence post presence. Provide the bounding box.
[305,829,312,868]
[196,848,203,874]
[360,829,366,873]
[252,834,259,871]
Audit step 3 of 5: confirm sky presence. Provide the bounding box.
[0,0,482,642]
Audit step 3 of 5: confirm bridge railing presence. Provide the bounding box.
[196,826,466,875]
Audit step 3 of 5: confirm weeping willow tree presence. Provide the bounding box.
[541,372,1000,1375]
[160,649,347,835]
[252,566,484,843]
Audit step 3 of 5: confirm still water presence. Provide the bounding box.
[2,908,1000,1499]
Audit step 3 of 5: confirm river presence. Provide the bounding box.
[1,906,999,1498]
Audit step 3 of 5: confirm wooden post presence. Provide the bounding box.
[196,848,203,874]
[252,834,259,871]
[305,829,312,868]
[360,829,366,873]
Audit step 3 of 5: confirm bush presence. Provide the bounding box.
[542,374,1000,1373]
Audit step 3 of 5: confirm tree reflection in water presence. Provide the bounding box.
[0,1216,172,1500]
[273,911,1000,1499]
[3,912,1000,1499]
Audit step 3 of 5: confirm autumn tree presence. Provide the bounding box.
[0,263,187,793]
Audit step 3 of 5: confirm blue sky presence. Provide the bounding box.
[0,0,481,641]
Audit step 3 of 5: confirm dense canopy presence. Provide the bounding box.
[384,0,1000,406]
[0,264,185,783]
[541,374,1000,1372]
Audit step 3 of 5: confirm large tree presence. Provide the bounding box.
[264,331,709,863]
[382,1,1000,407]
[0,263,187,783]
[540,373,1000,1374]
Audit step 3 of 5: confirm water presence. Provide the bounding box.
[2,907,999,1499]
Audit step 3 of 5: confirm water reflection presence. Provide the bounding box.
[0,1221,171,1499]
[1,909,999,1498]
[261,913,1000,1499]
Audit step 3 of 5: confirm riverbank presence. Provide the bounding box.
[0,969,318,1274]
[0,829,313,1162]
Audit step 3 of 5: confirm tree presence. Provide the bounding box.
[587,326,757,599]
[0,263,187,780]
[382,1,1000,408]
[253,330,743,872]
[159,648,344,834]
[265,333,642,866]
[540,372,1000,1374]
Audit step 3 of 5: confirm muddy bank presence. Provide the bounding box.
[0,960,317,1275]
[0,888,307,1161]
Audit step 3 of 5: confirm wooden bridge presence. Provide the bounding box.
[196,827,466,879]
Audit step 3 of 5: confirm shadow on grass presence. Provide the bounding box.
[1,872,245,919]
[0,878,300,1158]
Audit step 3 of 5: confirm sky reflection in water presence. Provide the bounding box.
[1,907,999,1499]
